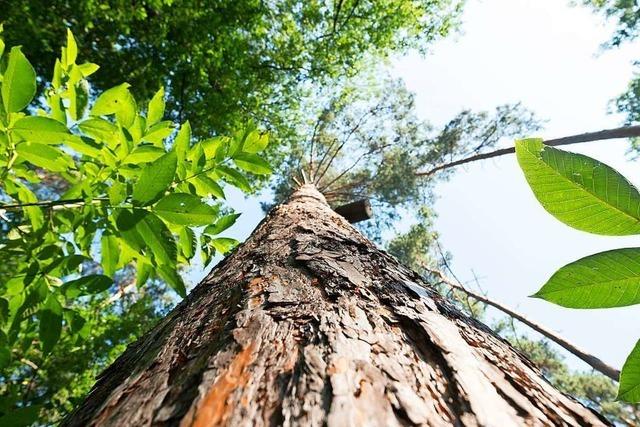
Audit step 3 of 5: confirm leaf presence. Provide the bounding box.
[2,47,36,113]
[136,261,153,287]
[78,62,100,77]
[142,120,173,145]
[147,87,165,127]
[233,153,272,175]
[101,233,120,277]
[78,117,119,141]
[157,265,186,298]
[64,135,102,158]
[533,247,640,308]
[204,213,241,235]
[516,138,640,235]
[174,121,191,162]
[66,29,78,65]
[132,151,177,206]
[217,165,252,192]
[179,227,196,259]
[242,130,269,153]
[108,180,127,205]
[91,83,136,127]
[16,141,73,172]
[135,212,177,265]
[153,193,218,225]
[619,339,640,402]
[39,295,62,354]
[123,145,165,164]
[63,274,113,298]
[193,175,225,199]
[211,237,238,254]
[12,116,71,144]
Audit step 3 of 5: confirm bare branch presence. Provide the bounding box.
[425,266,620,381]
[416,125,640,177]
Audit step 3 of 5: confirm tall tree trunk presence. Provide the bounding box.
[65,185,609,426]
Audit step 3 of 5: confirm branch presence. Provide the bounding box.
[416,125,640,177]
[424,266,620,381]
[0,197,109,211]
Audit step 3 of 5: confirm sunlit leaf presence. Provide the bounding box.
[619,339,640,402]
[101,233,119,277]
[211,237,238,254]
[204,213,241,235]
[153,193,218,225]
[516,138,640,235]
[2,47,36,113]
[233,153,271,175]
[16,142,73,172]
[147,87,165,127]
[534,248,640,308]
[12,116,70,144]
[157,265,186,298]
[132,151,177,206]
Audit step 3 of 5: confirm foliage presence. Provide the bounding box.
[580,0,640,47]
[0,273,171,425]
[0,29,269,422]
[0,0,465,153]
[516,137,640,402]
[268,72,542,240]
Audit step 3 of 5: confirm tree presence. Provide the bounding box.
[0,0,464,145]
[64,184,608,426]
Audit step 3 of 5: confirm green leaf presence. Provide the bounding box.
[78,62,100,77]
[78,117,119,141]
[204,213,241,235]
[123,145,165,164]
[153,193,218,225]
[242,130,269,153]
[217,165,252,192]
[179,227,196,259]
[136,261,153,287]
[91,83,136,127]
[147,87,165,127]
[108,180,127,205]
[135,212,177,265]
[193,175,225,199]
[211,237,238,254]
[516,138,640,235]
[39,295,62,354]
[142,120,173,145]
[66,29,78,65]
[16,141,73,172]
[63,274,112,298]
[174,121,191,162]
[157,265,186,298]
[533,247,640,308]
[132,151,177,206]
[2,47,36,113]
[101,233,120,277]
[619,339,640,402]
[64,135,102,158]
[233,153,272,175]
[12,116,71,144]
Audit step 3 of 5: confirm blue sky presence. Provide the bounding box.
[194,0,640,371]
[392,0,640,369]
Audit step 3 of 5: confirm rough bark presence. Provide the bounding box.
[64,185,609,426]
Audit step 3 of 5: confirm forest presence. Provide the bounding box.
[1,0,640,425]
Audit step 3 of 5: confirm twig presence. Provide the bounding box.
[416,125,640,177]
[0,197,110,210]
[424,266,621,381]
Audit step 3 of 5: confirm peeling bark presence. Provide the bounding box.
[64,185,609,426]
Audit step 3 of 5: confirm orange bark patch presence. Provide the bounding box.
[185,343,256,427]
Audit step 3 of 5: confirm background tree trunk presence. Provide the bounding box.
[64,185,609,426]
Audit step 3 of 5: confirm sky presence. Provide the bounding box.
[194,0,640,371]
[392,0,640,369]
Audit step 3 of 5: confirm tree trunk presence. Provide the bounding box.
[64,185,609,426]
